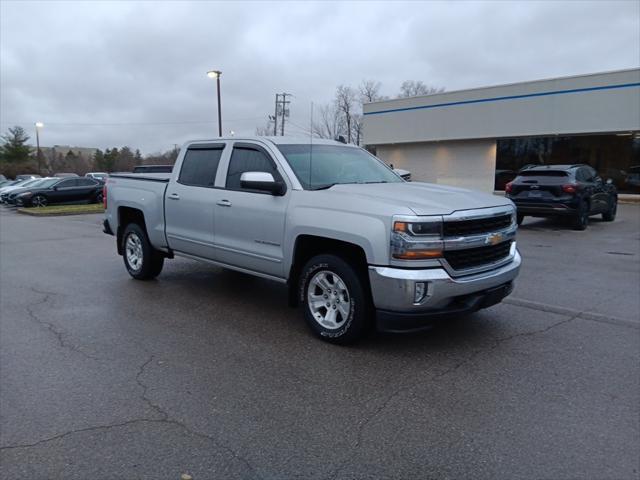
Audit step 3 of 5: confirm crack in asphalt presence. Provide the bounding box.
[325,312,581,480]
[0,349,263,480]
[24,287,101,361]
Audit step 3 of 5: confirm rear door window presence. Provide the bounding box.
[178,147,224,187]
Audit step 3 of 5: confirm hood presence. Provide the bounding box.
[324,182,513,216]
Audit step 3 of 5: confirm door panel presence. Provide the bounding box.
[213,190,288,277]
[164,146,226,258]
[213,143,289,278]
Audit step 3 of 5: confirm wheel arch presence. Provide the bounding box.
[287,234,371,307]
[117,207,148,256]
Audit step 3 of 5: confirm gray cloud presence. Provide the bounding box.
[1,0,638,153]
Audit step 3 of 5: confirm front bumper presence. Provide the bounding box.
[368,249,521,332]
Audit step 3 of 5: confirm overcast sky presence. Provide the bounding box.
[1,0,639,154]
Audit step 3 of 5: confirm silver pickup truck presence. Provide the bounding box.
[104,137,521,343]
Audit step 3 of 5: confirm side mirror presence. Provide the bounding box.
[240,172,285,196]
[53,186,58,191]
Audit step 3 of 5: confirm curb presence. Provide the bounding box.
[17,208,104,217]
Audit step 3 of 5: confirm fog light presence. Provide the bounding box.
[414,282,427,304]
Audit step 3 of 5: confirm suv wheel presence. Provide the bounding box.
[572,201,589,231]
[300,254,370,344]
[122,223,164,280]
[602,198,617,222]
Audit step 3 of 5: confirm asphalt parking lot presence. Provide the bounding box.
[1,206,638,480]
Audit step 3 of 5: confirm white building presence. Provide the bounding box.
[363,68,640,194]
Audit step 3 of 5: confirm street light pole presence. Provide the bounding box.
[207,70,222,137]
[35,122,44,174]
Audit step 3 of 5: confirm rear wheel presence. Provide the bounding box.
[122,223,164,280]
[572,201,589,230]
[300,254,370,344]
[602,197,617,222]
[31,194,48,208]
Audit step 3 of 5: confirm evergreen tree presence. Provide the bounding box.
[0,126,32,163]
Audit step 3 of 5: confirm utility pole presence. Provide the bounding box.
[280,93,291,136]
[273,94,279,136]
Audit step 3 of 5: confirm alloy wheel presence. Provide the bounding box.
[125,233,144,272]
[307,270,351,330]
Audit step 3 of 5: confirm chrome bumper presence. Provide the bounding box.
[368,249,521,313]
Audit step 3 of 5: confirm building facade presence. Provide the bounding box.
[363,68,640,193]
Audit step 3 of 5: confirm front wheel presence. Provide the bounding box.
[31,194,48,208]
[122,223,164,280]
[602,198,617,222]
[300,254,371,344]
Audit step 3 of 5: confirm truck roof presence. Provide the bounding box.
[183,136,356,147]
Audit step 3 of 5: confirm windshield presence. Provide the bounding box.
[277,144,403,190]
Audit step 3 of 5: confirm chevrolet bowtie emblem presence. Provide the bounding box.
[486,233,503,246]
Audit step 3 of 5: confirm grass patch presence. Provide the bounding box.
[17,203,105,216]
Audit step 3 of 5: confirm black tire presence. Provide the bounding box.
[31,194,48,208]
[572,201,589,231]
[602,197,617,222]
[122,223,164,280]
[516,214,525,226]
[299,254,371,344]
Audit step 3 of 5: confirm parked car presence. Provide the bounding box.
[15,174,41,181]
[14,177,103,207]
[104,137,521,344]
[5,177,56,205]
[53,173,79,178]
[624,165,640,192]
[0,178,45,202]
[86,172,109,181]
[132,165,173,173]
[505,164,618,230]
[0,179,27,194]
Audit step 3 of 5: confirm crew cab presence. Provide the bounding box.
[104,137,521,343]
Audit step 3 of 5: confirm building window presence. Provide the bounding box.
[495,133,640,193]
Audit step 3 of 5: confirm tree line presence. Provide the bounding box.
[0,125,178,178]
[256,80,444,144]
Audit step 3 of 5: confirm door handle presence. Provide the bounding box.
[216,199,232,207]
[168,193,180,200]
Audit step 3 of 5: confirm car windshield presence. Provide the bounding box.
[19,179,41,187]
[277,144,402,190]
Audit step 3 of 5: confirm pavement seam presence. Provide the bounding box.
[505,297,639,329]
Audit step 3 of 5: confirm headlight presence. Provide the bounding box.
[391,218,443,260]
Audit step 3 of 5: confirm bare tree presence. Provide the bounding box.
[335,85,357,143]
[397,80,445,98]
[359,79,385,103]
[312,103,344,140]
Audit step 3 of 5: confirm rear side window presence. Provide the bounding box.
[226,147,281,191]
[77,178,97,186]
[178,148,224,187]
[57,179,78,187]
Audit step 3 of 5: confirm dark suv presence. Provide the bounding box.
[505,164,618,230]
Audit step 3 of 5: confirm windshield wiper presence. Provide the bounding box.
[361,180,388,184]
